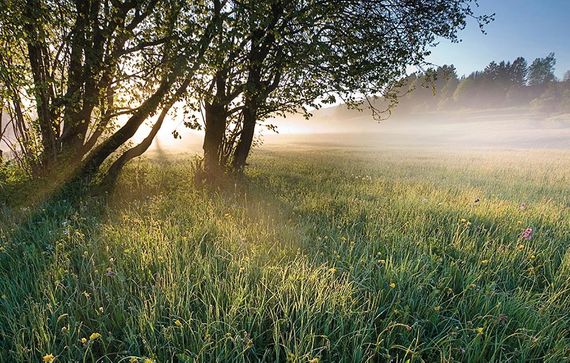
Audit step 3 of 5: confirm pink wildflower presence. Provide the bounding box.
[521,227,533,241]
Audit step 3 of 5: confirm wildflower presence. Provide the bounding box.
[239,267,245,273]
[521,227,533,241]
[129,358,138,363]
[517,243,525,251]
[460,218,467,223]
[42,354,55,362]
[98,307,104,313]
[378,259,386,265]
[174,319,182,327]
[89,332,101,340]
[309,358,320,363]
[475,327,484,335]
[389,282,396,289]
[105,267,116,277]
[481,259,489,265]
[530,254,536,260]
[80,337,87,344]
[328,267,337,274]
[144,359,154,363]
[434,305,441,312]
[61,326,68,334]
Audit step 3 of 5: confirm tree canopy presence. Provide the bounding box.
[528,53,556,87]
[0,0,220,180]
[0,0,492,186]
[189,0,493,175]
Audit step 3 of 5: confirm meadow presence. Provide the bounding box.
[0,147,569,362]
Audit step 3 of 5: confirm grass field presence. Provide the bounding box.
[1,147,569,362]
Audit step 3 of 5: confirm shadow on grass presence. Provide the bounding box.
[0,180,112,361]
[1,156,568,362]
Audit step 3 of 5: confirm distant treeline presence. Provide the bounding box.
[394,53,570,114]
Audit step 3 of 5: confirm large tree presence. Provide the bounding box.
[0,0,221,183]
[188,0,492,177]
[1,0,492,186]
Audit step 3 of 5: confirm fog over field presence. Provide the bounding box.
[138,106,570,159]
[267,109,570,150]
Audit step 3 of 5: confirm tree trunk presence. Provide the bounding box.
[100,107,166,187]
[59,0,88,157]
[25,0,57,166]
[76,77,174,181]
[202,101,227,176]
[101,79,190,186]
[232,104,257,172]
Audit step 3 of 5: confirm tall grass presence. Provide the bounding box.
[0,148,569,362]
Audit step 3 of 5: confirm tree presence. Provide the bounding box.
[0,0,221,184]
[190,0,492,177]
[528,53,556,86]
[510,57,528,86]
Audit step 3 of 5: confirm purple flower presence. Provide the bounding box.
[105,267,116,277]
[521,227,533,241]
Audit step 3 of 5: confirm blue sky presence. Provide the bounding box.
[428,0,570,79]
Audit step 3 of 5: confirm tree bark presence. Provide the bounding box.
[202,100,227,176]
[76,77,174,180]
[101,79,190,186]
[59,0,88,156]
[24,0,57,166]
[232,104,257,172]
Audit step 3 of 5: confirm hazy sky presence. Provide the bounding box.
[428,0,570,79]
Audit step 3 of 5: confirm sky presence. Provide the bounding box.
[427,0,570,79]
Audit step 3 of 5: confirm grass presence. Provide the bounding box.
[0,147,569,362]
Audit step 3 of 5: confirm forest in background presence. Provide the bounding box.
[392,53,570,115]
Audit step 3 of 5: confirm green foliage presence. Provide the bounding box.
[0,0,218,179]
[0,159,31,203]
[393,53,570,114]
[1,149,569,362]
[528,53,557,86]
